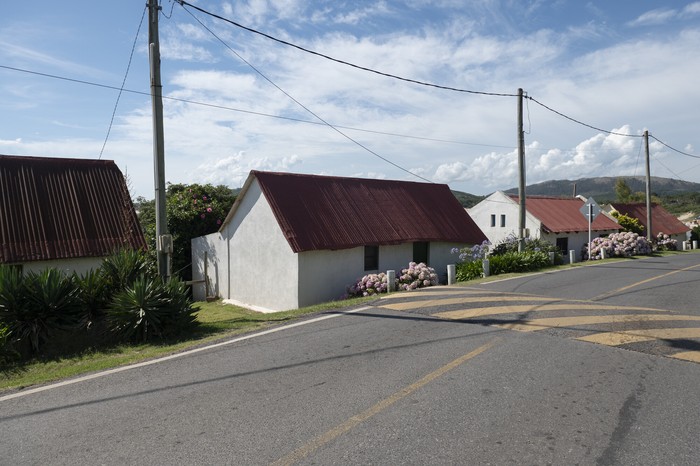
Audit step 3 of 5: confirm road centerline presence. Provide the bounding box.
[269,339,498,466]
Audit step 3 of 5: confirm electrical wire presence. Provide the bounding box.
[98,5,147,159]
[527,96,642,138]
[175,0,517,98]
[0,65,511,150]
[179,4,435,183]
[650,134,700,159]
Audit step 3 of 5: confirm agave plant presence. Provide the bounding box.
[1,268,81,354]
[107,275,198,343]
[101,248,152,292]
[73,269,110,330]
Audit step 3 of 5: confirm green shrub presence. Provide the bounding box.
[1,268,81,354]
[456,260,483,281]
[489,251,550,274]
[102,248,152,292]
[0,323,19,367]
[490,234,560,261]
[107,276,197,342]
[73,269,111,330]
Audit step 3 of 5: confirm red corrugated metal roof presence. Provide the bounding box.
[246,171,487,253]
[0,155,147,264]
[612,203,689,236]
[509,195,620,233]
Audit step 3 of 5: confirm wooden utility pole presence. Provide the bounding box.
[644,130,652,242]
[148,0,170,279]
[517,88,526,252]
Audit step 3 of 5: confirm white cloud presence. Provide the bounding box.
[682,2,700,16]
[627,8,677,27]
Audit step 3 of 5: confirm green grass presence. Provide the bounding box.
[0,296,375,393]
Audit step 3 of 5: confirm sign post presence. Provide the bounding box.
[579,197,601,260]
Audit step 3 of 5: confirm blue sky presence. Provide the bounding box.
[1,1,699,199]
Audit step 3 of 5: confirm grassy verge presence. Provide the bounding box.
[0,296,375,393]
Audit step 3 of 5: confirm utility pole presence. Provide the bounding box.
[517,88,526,252]
[149,0,171,279]
[644,130,652,242]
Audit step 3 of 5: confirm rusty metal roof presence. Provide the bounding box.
[244,171,487,253]
[0,155,147,264]
[612,203,690,236]
[510,195,620,233]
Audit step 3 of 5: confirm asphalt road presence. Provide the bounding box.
[2,253,699,465]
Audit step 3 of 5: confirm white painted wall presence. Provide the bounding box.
[19,257,105,276]
[191,232,227,301]
[468,191,541,246]
[297,247,363,308]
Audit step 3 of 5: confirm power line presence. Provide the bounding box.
[179,5,435,183]
[175,0,517,98]
[0,65,510,150]
[98,5,147,159]
[650,134,700,159]
[527,96,643,138]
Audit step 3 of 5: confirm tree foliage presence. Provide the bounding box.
[610,211,645,235]
[136,183,236,280]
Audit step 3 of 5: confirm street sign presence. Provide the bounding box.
[580,197,601,222]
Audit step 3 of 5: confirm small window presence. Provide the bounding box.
[500,214,506,228]
[413,242,429,264]
[490,214,496,227]
[364,245,379,271]
[556,237,568,254]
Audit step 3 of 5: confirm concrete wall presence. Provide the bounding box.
[19,257,105,276]
[468,191,541,246]
[191,232,227,301]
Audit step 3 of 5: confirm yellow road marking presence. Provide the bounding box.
[593,262,700,300]
[670,351,700,363]
[496,314,700,332]
[380,289,487,300]
[270,340,497,466]
[577,328,700,346]
[381,295,558,311]
[434,303,668,320]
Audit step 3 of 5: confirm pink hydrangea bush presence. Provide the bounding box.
[346,273,392,297]
[398,262,438,291]
[655,232,678,251]
[582,232,652,260]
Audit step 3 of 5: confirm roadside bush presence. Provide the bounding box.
[73,269,111,330]
[490,234,561,262]
[455,260,483,281]
[655,233,678,251]
[398,262,438,291]
[102,248,152,292]
[583,231,652,260]
[488,250,551,275]
[0,323,19,367]
[347,272,392,297]
[1,268,81,354]
[107,276,197,342]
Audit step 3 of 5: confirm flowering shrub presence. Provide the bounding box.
[398,262,439,291]
[451,240,490,263]
[346,272,393,297]
[490,234,561,261]
[655,232,678,251]
[582,232,652,260]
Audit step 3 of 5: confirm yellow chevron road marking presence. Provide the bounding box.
[577,328,700,346]
[496,314,700,332]
[433,303,669,320]
[670,351,700,363]
[382,295,558,311]
[380,289,487,300]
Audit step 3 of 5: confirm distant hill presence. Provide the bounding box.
[451,190,485,208]
[504,176,700,203]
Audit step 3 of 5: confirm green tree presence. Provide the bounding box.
[611,211,645,235]
[136,183,236,281]
[615,178,632,202]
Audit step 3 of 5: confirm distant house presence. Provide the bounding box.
[605,203,690,244]
[191,171,487,311]
[0,155,146,274]
[469,191,620,261]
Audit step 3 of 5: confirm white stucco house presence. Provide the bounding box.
[0,155,146,275]
[468,191,620,261]
[191,171,487,312]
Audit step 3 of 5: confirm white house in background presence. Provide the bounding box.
[191,171,487,312]
[0,154,146,274]
[468,191,620,261]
